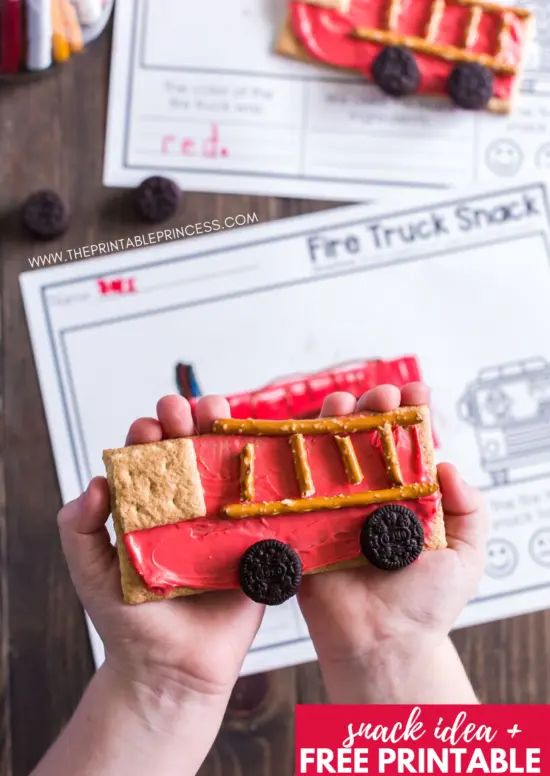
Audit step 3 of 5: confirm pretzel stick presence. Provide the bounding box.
[464,6,482,48]
[240,443,255,502]
[335,435,363,485]
[379,423,404,486]
[426,0,446,42]
[289,434,315,497]
[224,482,439,519]
[213,407,424,436]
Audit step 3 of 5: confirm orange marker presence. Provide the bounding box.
[52,0,71,62]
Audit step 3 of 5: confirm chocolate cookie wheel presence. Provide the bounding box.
[239,539,303,605]
[21,190,70,239]
[447,62,494,110]
[371,45,420,97]
[360,505,424,571]
[134,176,181,223]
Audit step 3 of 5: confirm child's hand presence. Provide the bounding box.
[298,382,489,704]
[40,395,264,776]
[57,395,264,767]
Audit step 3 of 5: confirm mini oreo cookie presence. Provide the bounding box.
[371,46,420,97]
[239,539,303,605]
[22,190,69,239]
[360,505,424,571]
[134,176,181,223]
[447,63,494,110]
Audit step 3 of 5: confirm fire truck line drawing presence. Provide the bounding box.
[290,0,533,111]
[124,407,441,605]
[458,357,550,486]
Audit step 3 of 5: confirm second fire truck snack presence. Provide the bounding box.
[103,405,445,606]
[277,0,534,113]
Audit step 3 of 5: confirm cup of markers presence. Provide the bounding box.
[0,0,113,78]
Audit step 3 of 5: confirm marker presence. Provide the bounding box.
[26,0,53,70]
[52,0,71,62]
[1,0,23,73]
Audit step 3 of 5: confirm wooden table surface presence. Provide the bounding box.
[1,26,549,776]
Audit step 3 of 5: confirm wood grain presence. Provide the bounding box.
[0,22,548,776]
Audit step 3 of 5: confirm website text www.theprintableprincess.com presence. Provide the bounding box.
[27,212,259,269]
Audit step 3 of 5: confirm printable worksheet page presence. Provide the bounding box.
[103,0,550,200]
[21,180,550,674]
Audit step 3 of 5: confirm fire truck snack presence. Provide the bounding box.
[22,190,70,239]
[134,176,182,223]
[103,405,446,606]
[277,0,534,113]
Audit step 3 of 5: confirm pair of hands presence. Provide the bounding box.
[58,382,487,712]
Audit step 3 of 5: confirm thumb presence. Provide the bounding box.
[438,462,489,561]
[57,477,119,603]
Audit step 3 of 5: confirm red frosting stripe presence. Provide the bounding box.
[124,425,440,594]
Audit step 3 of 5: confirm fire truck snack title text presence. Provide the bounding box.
[308,191,542,263]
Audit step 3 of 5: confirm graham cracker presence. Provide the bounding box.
[104,437,207,604]
[103,437,206,533]
[413,405,446,551]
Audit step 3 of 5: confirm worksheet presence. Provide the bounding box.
[103,0,550,200]
[21,180,550,674]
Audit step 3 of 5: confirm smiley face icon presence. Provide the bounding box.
[529,528,550,568]
[485,538,518,578]
[485,139,524,177]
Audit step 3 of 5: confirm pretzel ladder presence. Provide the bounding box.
[212,407,438,520]
[352,0,530,76]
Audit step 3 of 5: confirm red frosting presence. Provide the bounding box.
[290,0,529,102]
[124,425,441,594]
[188,356,422,420]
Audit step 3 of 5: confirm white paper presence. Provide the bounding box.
[103,0,550,200]
[20,179,550,674]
